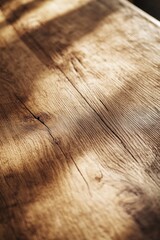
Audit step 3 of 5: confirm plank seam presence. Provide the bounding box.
[15,95,91,195]
[58,66,139,164]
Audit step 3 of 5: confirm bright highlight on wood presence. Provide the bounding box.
[0,0,160,239]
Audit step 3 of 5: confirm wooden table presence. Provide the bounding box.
[0,0,160,239]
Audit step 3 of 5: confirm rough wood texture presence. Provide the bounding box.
[0,0,160,239]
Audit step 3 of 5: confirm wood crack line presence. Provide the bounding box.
[11,27,137,164]
[15,95,91,195]
[15,95,58,144]
[70,155,92,197]
[69,60,137,163]
[57,68,138,164]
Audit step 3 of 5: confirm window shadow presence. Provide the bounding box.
[0,0,160,239]
[0,0,45,24]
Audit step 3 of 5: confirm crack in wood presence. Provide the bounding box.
[99,99,110,112]
[8,23,139,165]
[98,98,139,163]
[15,95,91,196]
[57,67,139,164]
[15,95,58,145]
[70,155,92,197]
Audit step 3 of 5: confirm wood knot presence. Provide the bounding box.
[36,112,51,122]
[95,172,103,182]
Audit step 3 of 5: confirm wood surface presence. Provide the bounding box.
[0,0,160,239]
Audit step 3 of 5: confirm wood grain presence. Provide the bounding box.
[0,0,160,239]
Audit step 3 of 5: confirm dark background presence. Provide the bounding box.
[133,0,160,20]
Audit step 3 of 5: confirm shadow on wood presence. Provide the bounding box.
[0,0,160,239]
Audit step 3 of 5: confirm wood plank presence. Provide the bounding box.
[0,0,160,239]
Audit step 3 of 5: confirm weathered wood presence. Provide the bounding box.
[0,0,160,239]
